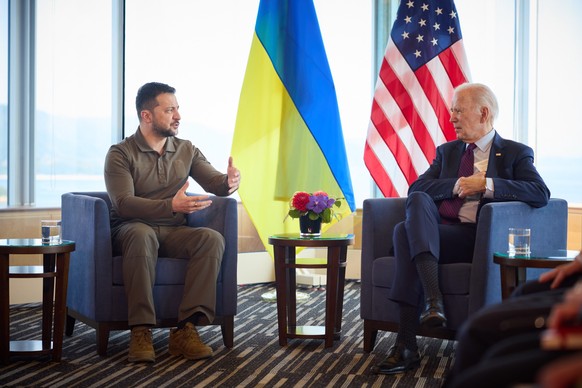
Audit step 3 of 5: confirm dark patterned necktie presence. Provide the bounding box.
[438,143,477,223]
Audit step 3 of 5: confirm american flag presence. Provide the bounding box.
[364,0,470,197]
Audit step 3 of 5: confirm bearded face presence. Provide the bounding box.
[152,121,178,138]
[150,93,181,137]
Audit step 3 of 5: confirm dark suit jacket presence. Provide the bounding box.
[409,132,550,214]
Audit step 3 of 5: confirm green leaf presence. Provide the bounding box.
[308,211,320,221]
[288,209,302,219]
[321,208,332,223]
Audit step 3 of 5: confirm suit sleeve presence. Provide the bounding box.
[408,140,551,209]
[408,144,459,202]
[490,145,550,208]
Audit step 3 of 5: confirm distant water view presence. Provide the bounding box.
[14,174,213,208]
[1,102,581,208]
[1,161,580,208]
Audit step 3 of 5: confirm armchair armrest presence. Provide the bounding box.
[361,198,407,315]
[61,192,114,320]
[361,198,407,267]
[469,198,568,313]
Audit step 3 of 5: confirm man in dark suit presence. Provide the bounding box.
[445,253,582,387]
[372,82,551,375]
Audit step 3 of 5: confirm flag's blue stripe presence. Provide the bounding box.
[254,0,355,210]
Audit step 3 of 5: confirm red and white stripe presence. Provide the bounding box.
[364,38,471,197]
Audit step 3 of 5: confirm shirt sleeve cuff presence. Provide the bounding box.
[483,177,494,199]
[453,178,461,196]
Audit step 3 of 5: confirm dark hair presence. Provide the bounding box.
[135,82,176,120]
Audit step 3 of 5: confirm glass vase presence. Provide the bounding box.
[299,215,322,237]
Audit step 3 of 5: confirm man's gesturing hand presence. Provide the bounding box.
[172,180,211,214]
[227,156,241,194]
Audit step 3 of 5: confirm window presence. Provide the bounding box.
[34,0,112,206]
[124,0,259,198]
[0,0,7,206]
[535,0,582,205]
[124,0,372,206]
[315,0,373,207]
[3,1,580,209]
[455,0,582,205]
[455,0,516,140]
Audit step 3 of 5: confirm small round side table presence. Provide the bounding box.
[0,238,76,364]
[493,249,578,299]
[268,233,354,348]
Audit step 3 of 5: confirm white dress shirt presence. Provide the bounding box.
[457,129,496,223]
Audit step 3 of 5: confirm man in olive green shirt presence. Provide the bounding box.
[104,82,241,363]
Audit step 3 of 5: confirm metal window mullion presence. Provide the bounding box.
[8,0,35,206]
[371,0,397,198]
[513,0,532,145]
[112,0,124,143]
[528,0,538,150]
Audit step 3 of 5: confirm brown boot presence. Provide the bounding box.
[169,322,213,360]
[128,326,155,363]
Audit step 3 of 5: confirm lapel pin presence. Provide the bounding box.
[496,153,501,156]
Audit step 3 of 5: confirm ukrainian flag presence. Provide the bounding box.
[231,0,355,255]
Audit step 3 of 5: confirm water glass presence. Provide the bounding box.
[508,227,531,256]
[41,219,62,244]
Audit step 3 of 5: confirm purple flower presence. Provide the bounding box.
[326,198,335,208]
[306,194,332,214]
[287,190,342,224]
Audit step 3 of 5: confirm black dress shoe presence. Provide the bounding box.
[371,344,421,375]
[420,297,447,328]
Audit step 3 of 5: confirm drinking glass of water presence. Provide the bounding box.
[508,227,531,257]
[41,219,62,244]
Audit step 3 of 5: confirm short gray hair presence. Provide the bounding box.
[455,83,499,125]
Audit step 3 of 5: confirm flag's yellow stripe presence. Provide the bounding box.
[232,34,348,255]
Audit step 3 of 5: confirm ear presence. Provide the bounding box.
[140,109,152,123]
[480,106,489,124]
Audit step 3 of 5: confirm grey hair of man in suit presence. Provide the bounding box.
[453,82,499,126]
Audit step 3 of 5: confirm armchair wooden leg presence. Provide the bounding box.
[96,324,112,357]
[363,320,378,353]
[65,313,76,336]
[220,315,234,348]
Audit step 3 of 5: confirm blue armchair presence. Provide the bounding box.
[360,198,568,352]
[61,192,238,356]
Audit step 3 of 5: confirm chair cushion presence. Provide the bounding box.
[371,256,472,295]
[112,256,188,285]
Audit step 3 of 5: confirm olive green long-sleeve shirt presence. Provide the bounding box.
[104,127,230,229]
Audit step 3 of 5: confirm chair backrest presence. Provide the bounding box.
[71,191,112,209]
[470,198,568,312]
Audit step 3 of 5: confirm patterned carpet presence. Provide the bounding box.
[0,281,455,387]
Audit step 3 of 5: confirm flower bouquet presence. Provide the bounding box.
[287,191,342,236]
[287,191,342,223]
